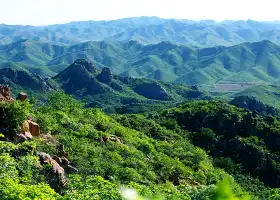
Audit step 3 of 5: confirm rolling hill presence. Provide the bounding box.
[2,39,280,85]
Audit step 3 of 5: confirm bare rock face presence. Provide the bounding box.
[0,85,14,102]
[17,92,28,102]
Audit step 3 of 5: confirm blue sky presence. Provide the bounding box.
[0,0,279,25]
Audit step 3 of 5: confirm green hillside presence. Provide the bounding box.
[233,85,280,108]
[1,92,280,199]
[2,40,280,85]
[0,59,206,113]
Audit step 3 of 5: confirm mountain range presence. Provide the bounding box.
[2,17,280,47]
[2,39,280,85]
[0,59,204,112]
[3,17,280,199]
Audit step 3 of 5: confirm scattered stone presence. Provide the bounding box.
[16,133,29,142]
[16,132,32,142]
[40,134,60,145]
[109,135,123,144]
[53,155,78,173]
[185,177,200,186]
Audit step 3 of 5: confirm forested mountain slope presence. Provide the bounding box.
[2,89,278,199]
[1,90,280,199]
[2,39,280,85]
[0,59,205,112]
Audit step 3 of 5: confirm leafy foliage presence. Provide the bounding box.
[1,92,280,199]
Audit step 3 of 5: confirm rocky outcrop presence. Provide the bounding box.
[37,143,78,190]
[100,135,123,144]
[53,156,78,173]
[16,132,33,143]
[97,67,113,83]
[0,85,14,102]
[17,115,40,142]
[28,120,40,136]
[38,152,68,190]
[134,82,171,100]
[21,118,40,137]
[17,92,28,102]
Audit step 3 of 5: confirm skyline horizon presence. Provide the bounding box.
[2,16,280,27]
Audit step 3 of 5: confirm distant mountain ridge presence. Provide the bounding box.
[2,17,280,47]
[2,39,280,85]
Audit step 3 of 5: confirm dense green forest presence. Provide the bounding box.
[2,39,280,85]
[1,90,280,199]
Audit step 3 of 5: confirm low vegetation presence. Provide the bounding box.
[1,91,280,199]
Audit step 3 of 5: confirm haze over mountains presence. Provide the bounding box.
[2,17,280,47]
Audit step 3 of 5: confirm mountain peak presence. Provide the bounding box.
[71,59,98,74]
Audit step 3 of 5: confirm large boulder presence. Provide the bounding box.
[17,92,28,102]
[21,119,40,137]
[28,120,40,136]
[0,85,14,102]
